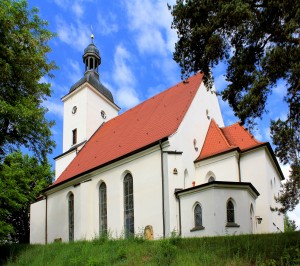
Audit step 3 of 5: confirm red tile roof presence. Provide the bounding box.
[196,119,265,161]
[53,73,204,186]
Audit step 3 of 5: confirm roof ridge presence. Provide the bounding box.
[222,122,265,145]
[211,119,235,149]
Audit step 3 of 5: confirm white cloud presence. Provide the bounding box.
[113,45,135,86]
[288,204,300,228]
[218,97,236,126]
[113,44,140,109]
[253,129,263,141]
[116,87,140,110]
[66,59,82,84]
[72,2,84,18]
[55,16,90,51]
[97,12,119,35]
[273,79,287,98]
[53,0,89,18]
[44,100,64,119]
[123,0,179,83]
[214,74,228,92]
[125,0,176,56]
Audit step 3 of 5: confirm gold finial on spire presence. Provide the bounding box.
[91,25,94,44]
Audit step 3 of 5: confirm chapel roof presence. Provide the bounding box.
[53,72,204,187]
[195,119,265,161]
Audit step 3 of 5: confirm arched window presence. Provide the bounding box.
[227,200,235,223]
[208,176,215,182]
[124,173,134,237]
[68,193,74,241]
[99,182,107,235]
[194,204,202,227]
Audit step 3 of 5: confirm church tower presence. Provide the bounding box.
[54,35,120,179]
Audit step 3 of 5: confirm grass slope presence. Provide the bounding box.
[0,232,299,266]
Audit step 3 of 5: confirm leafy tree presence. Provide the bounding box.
[284,214,298,232]
[0,0,56,162]
[169,0,300,212]
[0,151,52,243]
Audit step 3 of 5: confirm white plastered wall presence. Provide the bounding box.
[44,146,164,243]
[62,84,119,153]
[240,147,284,233]
[195,151,240,184]
[163,82,224,236]
[55,149,77,180]
[179,185,257,237]
[30,199,46,244]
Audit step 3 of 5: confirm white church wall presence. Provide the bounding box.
[85,85,119,139]
[47,186,79,242]
[263,149,284,232]
[179,185,257,237]
[240,147,284,233]
[45,146,165,243]
[55,149,77,180]
[165,82,224,236]
[62,84,119,153]
[194,151,240,185]
[30,199,46,244]
[62,87,88,152]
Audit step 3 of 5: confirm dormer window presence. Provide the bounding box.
[72,129,77,145]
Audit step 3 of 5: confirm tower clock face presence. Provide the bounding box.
[72,106,77,114]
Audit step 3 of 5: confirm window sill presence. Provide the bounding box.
[190,226,205,232]
[226,222,240,228]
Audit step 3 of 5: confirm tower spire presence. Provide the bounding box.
[83,34,101,79]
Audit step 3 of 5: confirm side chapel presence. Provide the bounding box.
[30,38,284,244]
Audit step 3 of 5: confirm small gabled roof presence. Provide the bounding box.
[53,72,204,187]
[196,119,265,161]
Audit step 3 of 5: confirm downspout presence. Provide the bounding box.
[45,195,48,244]
[159,140,166,238]
[177,195,182,236]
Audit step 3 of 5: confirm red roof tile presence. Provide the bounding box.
[54,73,204,186]
[196,119,265,161]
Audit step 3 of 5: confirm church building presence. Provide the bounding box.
[30,38,284,244]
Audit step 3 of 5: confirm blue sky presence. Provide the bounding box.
[27,0,299,226]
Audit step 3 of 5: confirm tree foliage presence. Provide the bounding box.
[169,0,300,212]
[0,0,57,162]
[284,214,298,232]
[0,151,52,243]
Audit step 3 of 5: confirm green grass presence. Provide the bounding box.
[1,232,299,266]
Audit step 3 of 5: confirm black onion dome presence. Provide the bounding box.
[69,74,114,103]
[83,43,100,58]
[68,39,114,103]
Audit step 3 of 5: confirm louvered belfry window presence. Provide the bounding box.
[99,182,107,235]
[124,173,134,237]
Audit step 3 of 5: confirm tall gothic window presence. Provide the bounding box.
[194,204,202,227]
[68,193,74,241]
[124,173,134,237]
[99,182,107,235]
[227,200,235,223]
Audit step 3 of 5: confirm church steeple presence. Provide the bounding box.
[83,34,101,80]
[68,36,114,103]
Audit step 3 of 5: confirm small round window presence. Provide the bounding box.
[101,110,106,119]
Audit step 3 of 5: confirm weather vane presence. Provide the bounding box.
[91,25,94,43]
